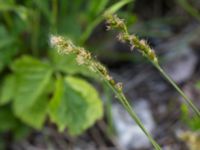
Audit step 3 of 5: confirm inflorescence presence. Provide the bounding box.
[105,14,158,64]
[50,31,161,150]
[104,14,200,118]
[50,35,123,92]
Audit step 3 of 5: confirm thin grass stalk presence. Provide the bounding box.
[50,35,162,150]
[52,0,58,32]
[105,13,200,118]
[96,69,161,150]
[153,62,200,117]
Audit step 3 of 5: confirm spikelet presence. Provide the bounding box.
[105,14,158,64]
[50,35,123,92]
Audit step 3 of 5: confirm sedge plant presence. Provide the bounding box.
[50,35,161,150]
[105,14,200,118]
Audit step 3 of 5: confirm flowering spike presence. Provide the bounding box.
[50,34,162,150]
[105,15,158,64]
[50,35,124,92]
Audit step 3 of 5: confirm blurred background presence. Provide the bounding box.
[0,0,200,150]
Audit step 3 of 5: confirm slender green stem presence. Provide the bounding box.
[52,0,58,32]
[50,35,161,150]
[96,69,162,150]
[103,84,116,135]
[31,10,40,56]
[153,62,200,117]
[105,14,200,118]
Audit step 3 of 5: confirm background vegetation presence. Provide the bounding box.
[0,0,200,150]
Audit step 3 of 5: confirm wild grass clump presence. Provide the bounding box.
[50,35,161,150]
[50,13,200,150]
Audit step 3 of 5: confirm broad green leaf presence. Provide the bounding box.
[11,56,53,129]
[0,74,16,105]
[17,94,49,129]
[49,76,103,135]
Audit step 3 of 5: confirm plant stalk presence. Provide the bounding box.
[153,62,200,117]
[96,69,162,150]
[105,14,200,118]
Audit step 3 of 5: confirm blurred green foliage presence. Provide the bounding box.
[0,0,133,140]
[181,104,200,130]
[177,0,200,22]
[181,82,200,130]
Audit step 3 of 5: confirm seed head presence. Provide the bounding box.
[50,35,124,93]
[105,14,127,33]
[105,15,159,64]
[50,35,74,54]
